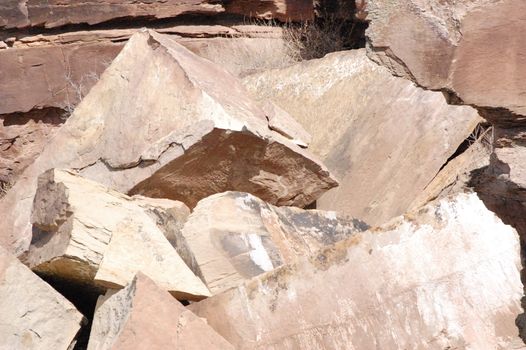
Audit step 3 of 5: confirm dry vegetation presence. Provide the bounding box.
[201,16,361,77]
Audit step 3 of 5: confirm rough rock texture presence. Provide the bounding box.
[224,0,313,22]
[243,50,480,226]
[190,193,524,349]
[181,191,368,293]
[0,108,64,187]
[88,273,234,350]
[0,0,311,29]
[0,246,83,349]
[0,29,337,255]
[261,100,311,147]
[365,0,526,125]
[27,169,210,300]
[0,25,283,115]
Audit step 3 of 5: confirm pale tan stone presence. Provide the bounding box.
[190,193,524,349]
[88,273,233,350]
[0,29,337,256]
[0,246,83,350]
[243,50,480,226]
[181,191,367,293]
[27,169,210,300]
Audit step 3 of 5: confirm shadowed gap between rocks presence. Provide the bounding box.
[468,166,526,343]
[35,274,103,350]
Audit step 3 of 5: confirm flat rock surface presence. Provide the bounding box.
[243,50,480,226]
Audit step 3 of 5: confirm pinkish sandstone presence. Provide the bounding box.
[0,29,337,255]
[190,193,524,349]
[88,273,233,350]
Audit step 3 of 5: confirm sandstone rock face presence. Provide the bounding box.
[0,41,122,114]
[181,191,367,293]
[0,109,63,188]
[0,0,311,29]
[0,25,285,115]
[27,169,210,300]
[0,1,223,29]
[0,246,83,350]
[224,0,313,22]
[243,50,480,226]
[0,29,337,255]
[88,273,234,350]
[365,0,526,125]
[190,193,524,349]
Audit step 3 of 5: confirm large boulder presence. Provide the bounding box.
[26,169,210,300]
[243,50,480,226]
[190,193,524,349]
[181,191,368,293]
[88,273,234,350]
[0,29,337,255]
[364,0,526,125]
[0,246,83,349]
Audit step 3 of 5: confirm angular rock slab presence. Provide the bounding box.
[243,49,480,226]
[0,29,337,255]
[190,193,524,349]
[365,0,526,125]
[88,273,234,350]
[0,246,83,350]
[27,169,210,301]
[181,191,368,294]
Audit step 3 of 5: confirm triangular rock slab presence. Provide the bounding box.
[87,273,234,350]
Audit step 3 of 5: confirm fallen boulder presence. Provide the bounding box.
[0,246,83,349]
[0,29,337,255]
[181,191,368,293]
[88,273,234,350]
[190,193,524,349]
[26,169,210,301]
[364,0,526,125]
[243,50,480,226]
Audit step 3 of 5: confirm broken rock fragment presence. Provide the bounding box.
[0,246,83,350]
[26,169,210,300]
[0,29,337,255]
[190,193,524,349]
[181,191,368,294]
[88,273,234,350]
